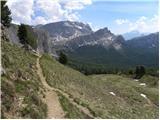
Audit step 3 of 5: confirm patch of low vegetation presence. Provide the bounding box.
[58,93,91,119]
[40,54,158,119]
[139,75,158,87]
[1,40,47,118]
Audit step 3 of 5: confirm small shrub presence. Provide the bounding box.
[59,52,68,65]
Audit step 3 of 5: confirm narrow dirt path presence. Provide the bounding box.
[36,57,65,119]
[36,56,95,119]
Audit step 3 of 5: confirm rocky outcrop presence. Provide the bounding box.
[37,21,93,42]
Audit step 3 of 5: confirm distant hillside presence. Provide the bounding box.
[123,30,147,40]
[66,32,159,71]
[126,32,159,49]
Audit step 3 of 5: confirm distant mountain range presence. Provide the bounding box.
[122,30,148,40]
[66,32,159,70]
[5,21,159,69]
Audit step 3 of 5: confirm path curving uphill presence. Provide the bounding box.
[37,56,65,119]
[36,55,95,119]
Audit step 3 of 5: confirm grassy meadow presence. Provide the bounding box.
[40,54,159,119]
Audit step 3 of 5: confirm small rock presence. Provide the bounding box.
[140,93,147,99]
[134,79,139,81]
[139,83,146,86]
[109,92,116,96]
[1,67,6,76]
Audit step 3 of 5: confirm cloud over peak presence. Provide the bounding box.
[7,0,92,25]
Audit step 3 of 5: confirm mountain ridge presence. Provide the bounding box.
[4,21,159,70]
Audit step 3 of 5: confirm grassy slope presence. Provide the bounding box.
[40,54,159,119]
[1,40,88,119]
[58,93,91,119]
[1,40,47,118]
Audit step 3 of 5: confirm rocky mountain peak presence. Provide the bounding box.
[95,27,112,36]
[37,21,93,42]
[114,35,125,43]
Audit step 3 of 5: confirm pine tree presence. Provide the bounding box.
[134,65,145,79]
[17,24,28,45]
[59,52,68,65]
[140,65,145,76]
[1,1,12,27]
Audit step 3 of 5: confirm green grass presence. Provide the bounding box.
[40,54,159,119]
[1,40,47,118]
[140,75,159,87]
[58,93,91,119]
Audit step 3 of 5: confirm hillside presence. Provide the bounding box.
[122,30,147,40]
[1,40,47,118]
[1,39,92,118]
[40,54,159,119]
[66,32,159,72]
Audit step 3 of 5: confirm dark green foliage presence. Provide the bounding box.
[68,59,126,75]
[59,52,68,65]
[146,68,158,77]
[18,24,37,49]
[134,65,146,79]
[18,24,28,45]
[68,58,157,76]
[25,25,38,49]
[128,69,133,75]
[1,1,12,27]
[66,33,158,73]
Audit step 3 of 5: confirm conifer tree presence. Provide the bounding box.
[59,52,68,65]
[1,1,12,27]
[18,24,28,45]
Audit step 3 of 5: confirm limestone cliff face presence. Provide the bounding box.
[3,24,20,45]
[3,24,53,54]
[33,28,52,54]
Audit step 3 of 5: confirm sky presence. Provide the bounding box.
[7,0,159,34]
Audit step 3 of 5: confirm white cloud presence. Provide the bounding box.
[115,19,129,25]
[7,0,93,25]
[7,0,34,25]
[63,0,92,10]
[33,16,47,25]
[114,15,158,34]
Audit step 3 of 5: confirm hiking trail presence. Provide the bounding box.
[36,55,95,118]
[37,56,64,119]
